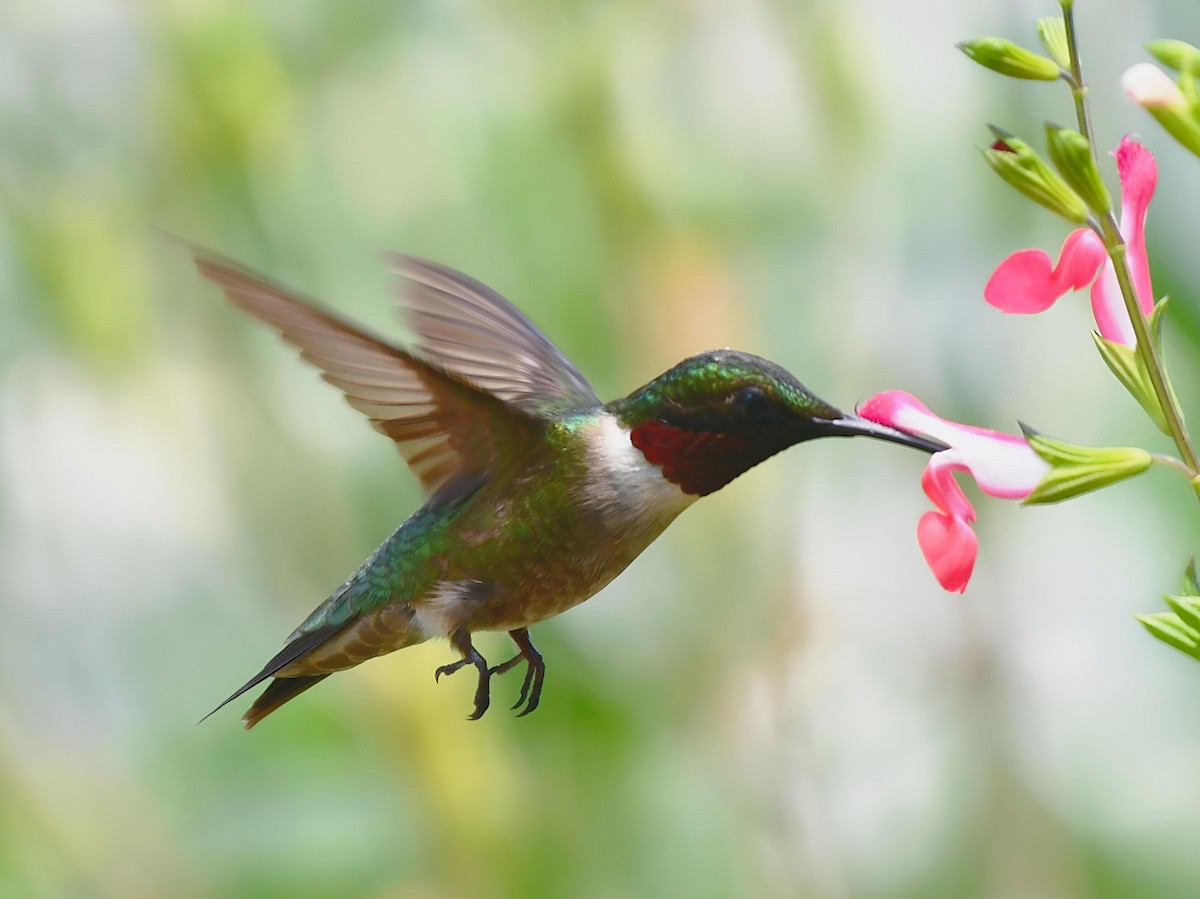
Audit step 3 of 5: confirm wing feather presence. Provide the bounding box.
[192,249,541,498]
[388,253,601,416]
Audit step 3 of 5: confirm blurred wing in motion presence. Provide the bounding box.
[389,253,601,417]
[192,247,542,501]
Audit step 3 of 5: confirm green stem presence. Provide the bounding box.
[1061,0,1200,500]
[1060,1,1095,147]
[1098,219,1199,475]
[1151,453,1195,481]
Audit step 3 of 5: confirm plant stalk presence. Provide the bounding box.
[1061,0,1200,498]
[1098,219,1199,474]
[1060,1,1096,147]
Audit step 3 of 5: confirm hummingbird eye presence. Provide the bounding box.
[733,386,770,423]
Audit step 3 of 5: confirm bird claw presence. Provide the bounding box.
[435,629,491,719]
[434,658,468,682]
[488,628,545,717]
[435,627,546,719]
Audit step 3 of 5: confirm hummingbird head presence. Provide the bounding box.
[607,350,944,496]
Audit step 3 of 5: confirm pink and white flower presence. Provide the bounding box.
[1123,63,1188,110]
[983,136,1157,347]
[859,391,1049,593]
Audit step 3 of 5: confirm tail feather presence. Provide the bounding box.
[242,675,330,729]
[199,621,347,727]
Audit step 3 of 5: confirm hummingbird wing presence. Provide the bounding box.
[193,249,543,500]
[388,253,602,417]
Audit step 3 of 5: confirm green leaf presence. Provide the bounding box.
[1020,425,1152,505]
[958,37,1062,81]
[1164,594,1200,633]
[1136,612,1200,662]
[1091,331,1170,435]
[982,127,1089,224]
[1146,299,1185,433]
[1147,297,1168,349]
[1181,557,1199,597]
[1037,17,1071,71]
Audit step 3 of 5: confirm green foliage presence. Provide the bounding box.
[1091,301,1173,436]
[1136,560,1200,667]
[1136,610,1200,662]
[1020,425,1152,505]
[1044,123,1111,216]
[1147,39,1200,75]
[1037,17,1071,70]
[981,127,1090,223]
[957,37,1061,81]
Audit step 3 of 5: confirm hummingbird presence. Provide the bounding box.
[194,247,942,728]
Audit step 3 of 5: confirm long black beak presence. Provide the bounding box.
[818,413,947,454]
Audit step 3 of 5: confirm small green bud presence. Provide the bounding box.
[958,37,1062,81]
[1136,612,1200,662]
[1020,425,1152,505]
[1147,39,1200,75]
[1037,17,1071,71]
[982,127,1089,223]
[1045,123,1111,216]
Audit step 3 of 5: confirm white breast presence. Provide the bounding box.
[584,414,697,523]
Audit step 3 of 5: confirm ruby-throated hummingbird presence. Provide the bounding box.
[195,248,942,728]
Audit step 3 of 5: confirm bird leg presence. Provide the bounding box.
[434,627,490,720]
[486,628,545,716]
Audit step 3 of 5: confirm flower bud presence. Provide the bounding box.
[1045,123,1111,216]
[1123,64,1200,158]
[958,37,1062,81]
[1036,17,1071,71]
[1019,425,1152,505]
[1147,39,1200,75]
[1124,62,1188,109]
[982,127,1090,223]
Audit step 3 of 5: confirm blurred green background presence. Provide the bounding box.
[4,1,1200,897]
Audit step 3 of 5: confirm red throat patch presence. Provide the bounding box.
[629,420,750,496]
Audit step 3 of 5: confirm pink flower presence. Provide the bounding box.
[859,391,1049,592]
[984,136,1157,347]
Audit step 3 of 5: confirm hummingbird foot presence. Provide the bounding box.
[434,627,491,720]
[486,628,545,717]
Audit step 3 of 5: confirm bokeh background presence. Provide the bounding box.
[4,1,1200,897]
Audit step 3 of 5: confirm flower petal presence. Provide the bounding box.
[917,509,978,593]
[859,391,1050,592]
[1116,136,1156,317]
[917,455,978,592]
[859,391,1050,499]
[1088,138,1158,346]
[984,229,1106,314]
